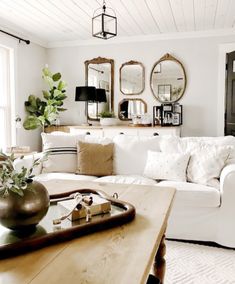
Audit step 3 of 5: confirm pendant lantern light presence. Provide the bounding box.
[92,0,117,40]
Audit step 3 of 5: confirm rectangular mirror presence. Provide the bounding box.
[120,60,145,95]
[85,57,114,120]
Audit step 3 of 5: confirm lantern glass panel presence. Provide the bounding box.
[92,14,103,36]
[103,14,116,35]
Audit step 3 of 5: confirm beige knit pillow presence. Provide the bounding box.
[76,141,114,176]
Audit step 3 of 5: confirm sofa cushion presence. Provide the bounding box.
[76,141,114,176]
[158,180,221,208]
[160,136,235,165]
[113,135,163,175]
[144,151,190,182]
[94,175,158,185]
[187,145,230,188]
[160,136,233,187]
[34,173,97,195]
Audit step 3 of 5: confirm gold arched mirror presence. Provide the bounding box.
[85,57,114,120]
[120,60,145,95]
[150,53,186,103]
[118,98,147,121]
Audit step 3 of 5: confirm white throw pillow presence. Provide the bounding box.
[41,132,85,173]
[187,145,231,187]
[113,135,163,175]
[160,136,235,165]
[144,151,190,182]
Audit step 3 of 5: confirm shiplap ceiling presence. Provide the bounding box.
[0,0,234,47]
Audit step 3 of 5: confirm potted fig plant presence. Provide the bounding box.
[23,66,67,132]
[99,111,118,126]
[0,152,49,230]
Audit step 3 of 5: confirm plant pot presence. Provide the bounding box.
[0,181,50,230]
[100,118,118,126]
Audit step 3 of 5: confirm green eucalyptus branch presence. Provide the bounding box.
[0,152,47,197]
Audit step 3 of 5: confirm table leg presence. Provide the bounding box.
[153,234,166,283]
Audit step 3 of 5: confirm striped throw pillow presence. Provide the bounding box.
[41,132,84,173]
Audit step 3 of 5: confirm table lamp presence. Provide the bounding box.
[75,86,96,125]
[96,88,107,103]
[96,88,107,117]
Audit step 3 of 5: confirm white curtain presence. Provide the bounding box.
[0,46,11,151]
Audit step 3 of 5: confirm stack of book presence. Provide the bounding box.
[6,146,31,153]
[58,194,111,221]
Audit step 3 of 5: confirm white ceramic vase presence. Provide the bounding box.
[100,118,118,126]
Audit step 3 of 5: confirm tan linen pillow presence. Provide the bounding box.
[76,141,114,176]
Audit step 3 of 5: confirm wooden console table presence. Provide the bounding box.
[45,125,181,137]
[0,181,175,284]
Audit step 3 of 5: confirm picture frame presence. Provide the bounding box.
[153,106,162,126]
[172,112,180,126]
[173,103,181,113]
[153,104,183,126]
[162,103,173,112]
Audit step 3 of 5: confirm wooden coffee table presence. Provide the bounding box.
[0,181,175,284]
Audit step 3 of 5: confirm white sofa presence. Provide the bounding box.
[15,133,235,248]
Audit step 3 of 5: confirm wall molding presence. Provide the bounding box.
[46,28,235,48]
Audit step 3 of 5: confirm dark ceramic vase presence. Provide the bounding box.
[0,181,50,230]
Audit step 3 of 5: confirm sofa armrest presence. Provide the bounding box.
[217,164,235,247]
[13,152,44,176]
[220,164,235,204]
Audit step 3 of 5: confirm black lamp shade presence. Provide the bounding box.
[96,88,107,102]
[75,86,96,102]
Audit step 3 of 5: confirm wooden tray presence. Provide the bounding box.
[0,189,136,259]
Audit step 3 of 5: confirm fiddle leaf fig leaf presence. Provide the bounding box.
[53,89,62,98]
[53,100,63,106]
[52,72,61,82]
[42,67,52,77]
[42,90,50,100]
[25,105,37,114]
[57,107,67,111]
[58,80,67,90]
[28,95,38,108]
[23,116,41,130]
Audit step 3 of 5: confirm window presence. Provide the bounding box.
[0,46,14,151]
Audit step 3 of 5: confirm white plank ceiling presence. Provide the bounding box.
[0,0,234,47]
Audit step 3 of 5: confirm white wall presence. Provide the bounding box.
[47,34,235,137]
[16,42,46,151]
[2,32,235,152]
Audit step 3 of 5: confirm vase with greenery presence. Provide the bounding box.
[99,111,115,118]
[0,152,50,230]
[23,67,67,132]
[99,111,118,126]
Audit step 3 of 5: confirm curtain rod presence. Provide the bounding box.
[0,30,30,45]
[89,66,104,74]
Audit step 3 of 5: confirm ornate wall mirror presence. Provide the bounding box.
[85,57,114,120]
[150,53,186,103]
[118,99,147,120]
[120,61,145,95]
